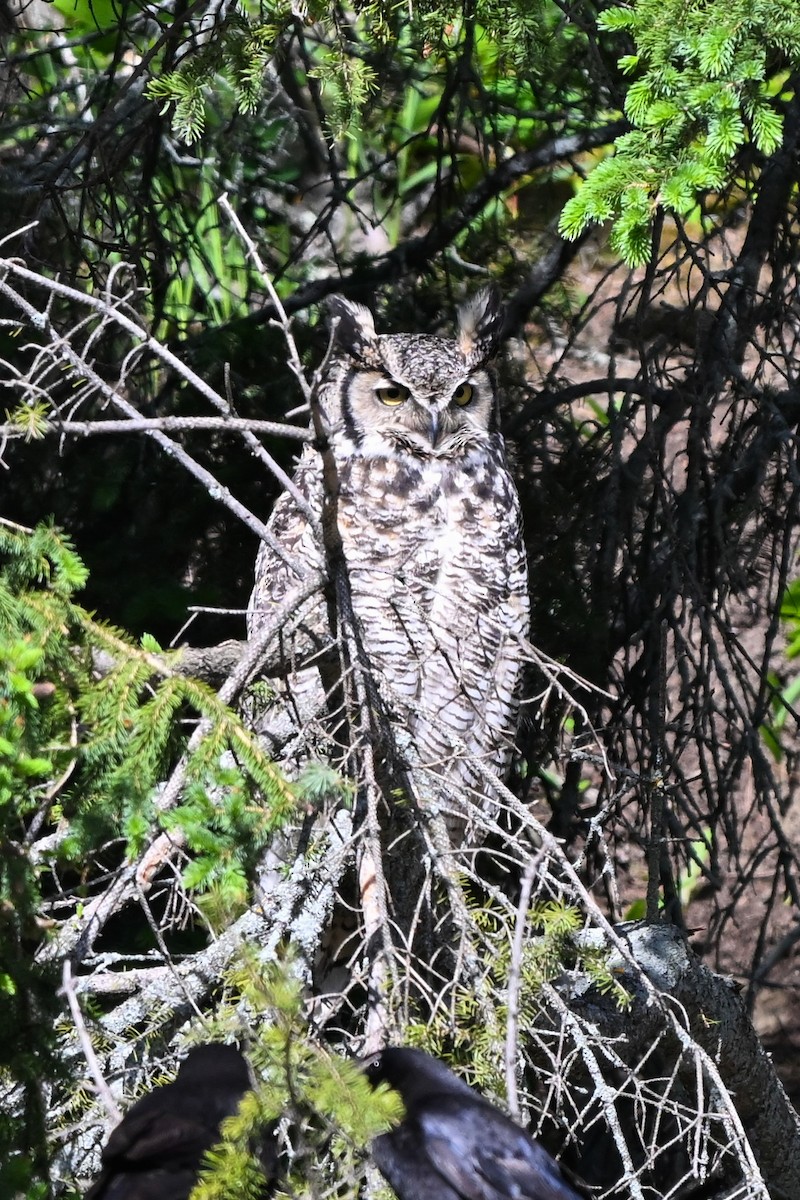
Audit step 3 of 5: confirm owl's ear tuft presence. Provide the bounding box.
[458,286,504,365]
[327,295,380,364]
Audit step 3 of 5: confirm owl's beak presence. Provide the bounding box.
[428,411,441,446]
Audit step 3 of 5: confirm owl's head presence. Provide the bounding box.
[325,289,504,456]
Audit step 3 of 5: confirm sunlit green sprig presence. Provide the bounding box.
[560,0,800,264]
[191,955,403,1200]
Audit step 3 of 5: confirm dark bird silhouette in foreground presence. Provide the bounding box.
[363,1047,586,1200]
[86,1042,275,1200]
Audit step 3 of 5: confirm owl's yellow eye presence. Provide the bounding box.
[376,383,410,406]
[452,382,474,406]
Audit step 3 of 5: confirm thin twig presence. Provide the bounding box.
[0,416,313,441]
[505,849,544,1121]
[61,960,122,1122]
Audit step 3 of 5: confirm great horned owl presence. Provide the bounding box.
[248,289,529,835]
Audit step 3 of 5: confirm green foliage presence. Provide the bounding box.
[148,1,554,144]
[163,765,276,928]
[780,575,800,661]
[68,620,297,870]
[349,0,547,55]
[68,634,287,874]
[760,575,800,760]
[191,1090,276,1200]
[310,48,379,134]
[191,955,403,1200]
[560,0,800,263]
[3,395,50,442]
[151,175,254,333]
[295,759,355,810]
[0,520,303,1190]
[51,0,119,36]
[409,896,630,1101]
[147,10,291,144]
[1,517,297,920]
[0,519,86,1199]
[0,521,88,836]
[5,6,301,340]
[525,900,631,1008]
[0,640,52,795]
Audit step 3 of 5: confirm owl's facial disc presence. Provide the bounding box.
[370,374,481,448]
